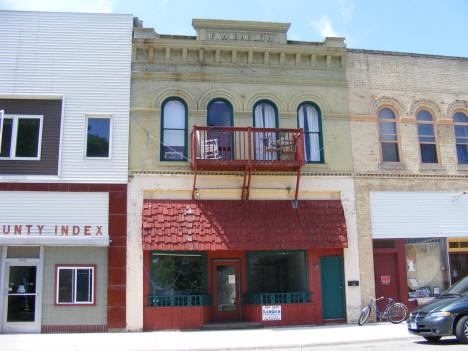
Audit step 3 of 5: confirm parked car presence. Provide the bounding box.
[407,276,468,343]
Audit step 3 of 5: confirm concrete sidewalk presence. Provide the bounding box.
[0,322,417,351]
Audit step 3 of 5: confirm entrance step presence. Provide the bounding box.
[201,321,264,330]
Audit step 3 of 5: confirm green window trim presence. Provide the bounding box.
[253,100,279,128]
[146,294,211,307]
[244,292,312,305]
[297,101,324,164]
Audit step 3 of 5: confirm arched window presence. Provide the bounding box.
[161,98,187,161]
[253,101,278,160]
[417,109,438,163]
[253,101,278,129]
[378,107,400,162]
[297,102,323,163]
[207,99,233,160]
[207,99,232,127]
[454,111,468,164]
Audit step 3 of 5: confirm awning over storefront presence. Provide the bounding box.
[142,200,347,251]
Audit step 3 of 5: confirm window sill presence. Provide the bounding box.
[457,164,468,171]
[419,164,445,171]
[378,163,406,170]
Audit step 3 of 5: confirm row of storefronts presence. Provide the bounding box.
[1,11,468,333]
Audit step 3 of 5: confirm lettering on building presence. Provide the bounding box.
[1,224,106,236]
[207,31,273,43]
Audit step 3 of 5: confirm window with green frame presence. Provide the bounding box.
[297,102,323,163]
[245,250,310,304]
[148,252,209,307]
[160,98,187,161]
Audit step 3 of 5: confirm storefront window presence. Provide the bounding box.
[405,238,449,298]
[150,252,206,296]
[246,250,309,304]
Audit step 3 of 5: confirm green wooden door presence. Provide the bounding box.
[320,256,345,320]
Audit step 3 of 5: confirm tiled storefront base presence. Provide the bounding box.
[41,325,107,333]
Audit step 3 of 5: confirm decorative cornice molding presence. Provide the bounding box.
[198,88,243,111]
[408,99,443,120]
[152,87,197,110]
[132,71,347,88]
[369,96,405,117]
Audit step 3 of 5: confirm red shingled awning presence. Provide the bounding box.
[142,200,347,251]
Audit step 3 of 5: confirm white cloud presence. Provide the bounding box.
[310,16,339,38]
[0,0,116,13]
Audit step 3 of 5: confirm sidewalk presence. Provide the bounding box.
[0,322,417,351]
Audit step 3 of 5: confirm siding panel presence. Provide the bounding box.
[370,191,468,238]
[0,11,132,183]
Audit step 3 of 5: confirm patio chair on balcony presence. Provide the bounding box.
[200,139,220,160]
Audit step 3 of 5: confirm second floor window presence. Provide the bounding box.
[454,111,468,164]
[417,109,438,163]
[378,107,400,163]
[298,103,323,163]
[161,98,187,161]
[86,117,111,158]
[0,113,43,160]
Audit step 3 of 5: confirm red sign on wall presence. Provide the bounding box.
[381,275,391,285]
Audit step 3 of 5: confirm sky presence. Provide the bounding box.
[1,0,468,58]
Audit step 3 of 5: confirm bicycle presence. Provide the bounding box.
[358,296,408,325]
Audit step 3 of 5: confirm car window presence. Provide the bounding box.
[442,277,468,296]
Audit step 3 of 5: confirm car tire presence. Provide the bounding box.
[423,336,441,343]
[456,316,468,344]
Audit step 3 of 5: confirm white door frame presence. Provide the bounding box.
[1,246,43,333]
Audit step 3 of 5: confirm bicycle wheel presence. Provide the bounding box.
[358,306,371,325]
[388,303,408,323]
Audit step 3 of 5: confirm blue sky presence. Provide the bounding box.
[1,0,467,57]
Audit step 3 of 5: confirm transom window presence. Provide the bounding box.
[298,103,323,163]
[378,107,400,162]
[0,113,43,160]
[454,111,468,164]
[86,117,111,158]
[161,98,187,161]
[56,265,95,305]
[417,109,438,163]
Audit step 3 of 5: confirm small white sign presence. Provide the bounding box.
[262,305,281,321]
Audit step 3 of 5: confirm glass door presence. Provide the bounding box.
[213,261,240,321]
[3,263,40,333]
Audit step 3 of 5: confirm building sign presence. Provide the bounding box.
[207,31,273,43]
[381,275,391,285]
[0,191,109,246]
[262,305,281,321]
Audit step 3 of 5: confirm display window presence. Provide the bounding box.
[405,238,449,298]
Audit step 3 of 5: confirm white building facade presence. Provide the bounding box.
[0,11,132,333]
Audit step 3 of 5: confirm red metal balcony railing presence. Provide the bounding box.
[191,126,305,200]
[191,126,304,171]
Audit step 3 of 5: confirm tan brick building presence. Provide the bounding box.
[347,49,468,310]
[127,19,361,331]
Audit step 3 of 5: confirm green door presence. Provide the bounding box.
[320,256,345,320]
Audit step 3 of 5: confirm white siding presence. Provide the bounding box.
[0,191,109,246]
[0,11,132,183]
[370,191,468,239]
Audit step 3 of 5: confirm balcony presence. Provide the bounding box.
[191,126,305,200]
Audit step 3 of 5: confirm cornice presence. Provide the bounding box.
[132,71,347,87]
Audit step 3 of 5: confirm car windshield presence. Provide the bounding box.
[441,277,468,297]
